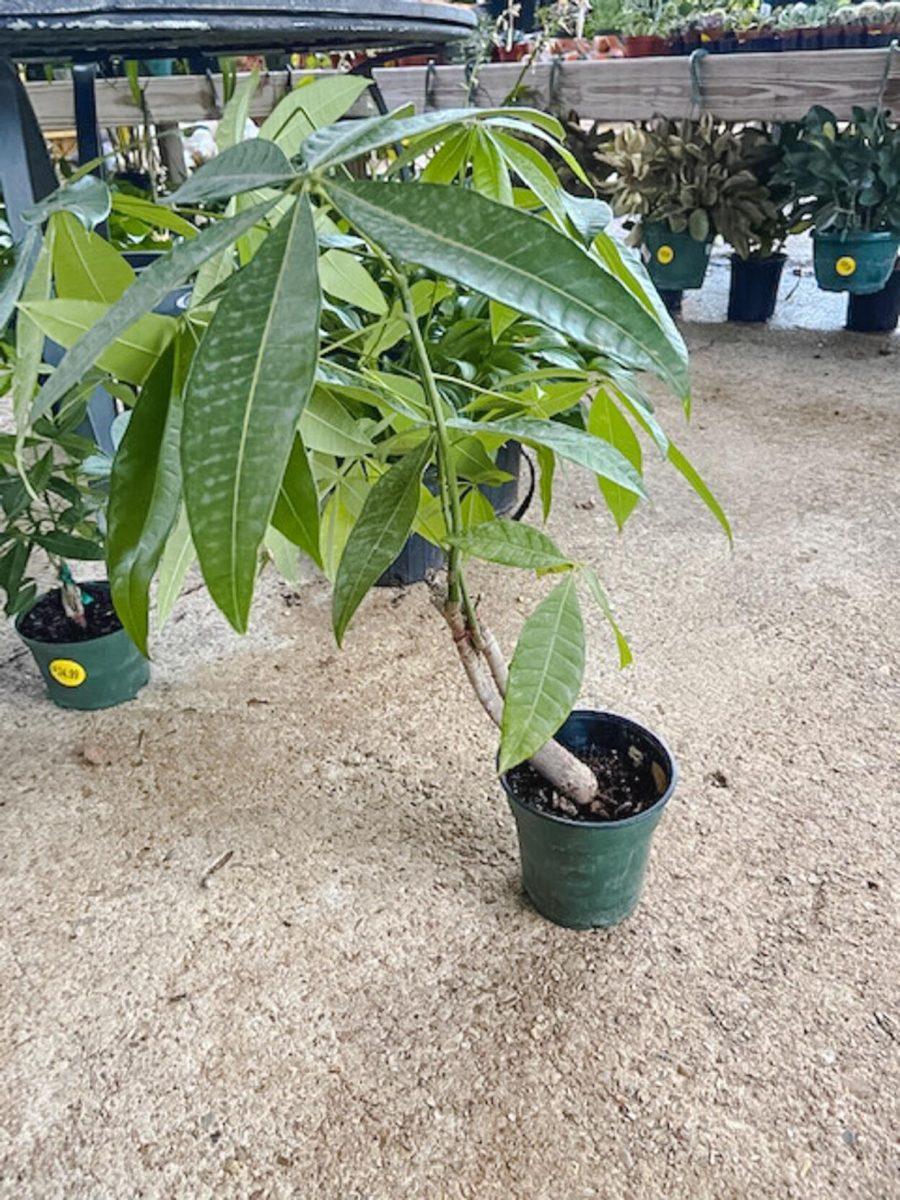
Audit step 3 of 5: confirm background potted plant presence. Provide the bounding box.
[776,104,900,295]
[719,125,792,322]
[10,87,729,928]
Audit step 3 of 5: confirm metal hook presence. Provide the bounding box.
[549,56,564,115]
[205,67,222,119]
[876,39,898,116]
[424,59,437,112]
[689,47,709,116]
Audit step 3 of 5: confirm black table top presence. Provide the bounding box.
[0,0,477,58]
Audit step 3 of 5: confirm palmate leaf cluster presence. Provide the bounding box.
[2,73,729,771]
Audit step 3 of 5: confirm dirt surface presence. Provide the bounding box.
[1,322,898,1199]
[17,583,121,645]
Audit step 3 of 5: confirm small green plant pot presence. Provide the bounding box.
[643,223,712,290]
[813,230,900,295]
[15,605,150,711]
[501,710,677,929]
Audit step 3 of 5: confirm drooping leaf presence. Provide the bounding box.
[332,439,432,645]
[265,525,300,584]
[499,574,585,773]
[450,519,574,572]
[325,180,690,402]
[182,194,321,632]
[587,386,643,530]
[582,567,632,669]
[107,338,187,655]
[0,226,41,334]
[448,414,646,499]
[30,198,278,421]
[23,175,111,231]
[536,444,554,522]
[32,531,104,560]
[667,442,732,542]
[52,211,135,303]
[155,506,194,629]
[110,192,198,240]
[11,226,54,442]
[21,299,176,386]
[493,131,567,226]
[272,435,322,568]
[167,139,295,205]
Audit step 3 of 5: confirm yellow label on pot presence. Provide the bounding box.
[656,245,675,265]
[836,255,857,277]
[49,659,87,687]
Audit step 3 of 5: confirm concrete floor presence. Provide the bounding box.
[0,317,898,1198]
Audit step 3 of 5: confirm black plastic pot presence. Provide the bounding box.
[658,288,683,317]
[501,710,677,929]
[727,253,786,323]
[845,266,900,332]
[376,445,534,587]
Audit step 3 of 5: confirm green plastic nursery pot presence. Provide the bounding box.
[813,230,900,295]
[643,223,712,290]
[15,588,149,711]
[501,710,677,929]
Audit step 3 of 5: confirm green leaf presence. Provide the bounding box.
[265,525,300,584]
[582,567,632,669]
[110,192,198,240]
[155,506,194,628]
[30,197,279,421]
[301,388,376,456]
[23,175,111,231]
[667,443,732,542]
[493,132,567,226]
[332,439,432,645]
[450,434,512,485]
[182,194,321,632]
[107,339,186,655]
[448,414,646,499]
[52,211,135,303]
[167,139,295,205]
[301,106,562,172]
[536,444,554,522]
[472,129,513,206]
[587,386,643,530]
[451,519,574,572]
[326,180,690,402]
[562,192,613,243]
[259,76,371,156]
[499,574,585,773]
[21,299,176,386]
[32,531,104,560]
[215,68,259,152]
[319,249,387,315]
[489,299,519,342]
[421,129,471,184]
[272,435,322,567]
[0,226,41,334]
[460,486,494,530]
[11,225,54,442]
[319,464,369,581]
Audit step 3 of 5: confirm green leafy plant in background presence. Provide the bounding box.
[595,114,790,255]
[6,74,729,808]
[774,105,900,236]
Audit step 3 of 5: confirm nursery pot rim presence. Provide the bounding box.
[499,708,678,831]
[813,228,899,245]
[729,250,787,265]
[14,579,125,649]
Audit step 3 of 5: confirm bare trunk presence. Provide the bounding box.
[436,595,599,807]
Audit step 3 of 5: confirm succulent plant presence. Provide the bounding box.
[596,114,790,258]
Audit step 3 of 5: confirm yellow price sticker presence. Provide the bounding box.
[49,659,87,687]
[656,244,675,265]
[835,255,857,277]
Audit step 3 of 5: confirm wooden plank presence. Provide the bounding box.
[373,49,900,122]
[25,49,900,131]
[25,70,381,129]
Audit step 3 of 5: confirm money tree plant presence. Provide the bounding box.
[11,82,728,807]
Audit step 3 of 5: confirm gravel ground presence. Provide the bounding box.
[0,320,898,1199]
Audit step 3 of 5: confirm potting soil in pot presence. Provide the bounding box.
[504,743,667,822]
[17,582,122,644]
